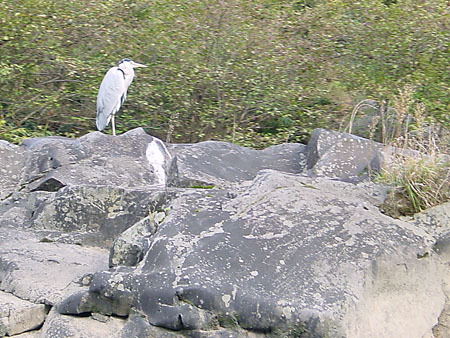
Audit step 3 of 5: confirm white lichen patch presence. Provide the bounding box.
[232,285,237,300]
[222,294,231,308]
[244,230,289,240]
[199,221,225,239]
[167,222,227,287]
[104,273,125,297]
[281,305,295,320]
[153,211,167,224]
[107,205,127,219]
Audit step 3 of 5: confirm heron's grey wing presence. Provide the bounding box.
[96,67,126,131]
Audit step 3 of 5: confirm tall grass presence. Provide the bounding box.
[347,86,449,217]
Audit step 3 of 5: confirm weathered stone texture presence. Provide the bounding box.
[0,291,48,337]
[0,128,448,337]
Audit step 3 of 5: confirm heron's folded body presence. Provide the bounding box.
[95,58,147,135]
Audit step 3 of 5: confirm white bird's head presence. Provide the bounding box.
[118,58,147,70]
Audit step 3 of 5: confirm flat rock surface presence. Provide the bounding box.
[0,224,109,305]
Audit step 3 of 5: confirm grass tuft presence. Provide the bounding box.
[348,86,449,217]
[377,152,449,217]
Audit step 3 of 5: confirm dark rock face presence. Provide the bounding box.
[306,128,383,182]
[59,172,438,337]
[30,186,168,248]
[168,141,306,188]
[21,128,164,191]
[0,128,448,337]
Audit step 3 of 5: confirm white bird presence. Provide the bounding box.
[96,58,147,135]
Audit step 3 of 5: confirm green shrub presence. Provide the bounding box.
[0,119,52,143]
[0,0,448,147]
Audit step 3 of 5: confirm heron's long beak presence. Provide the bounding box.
[131,61,148,68]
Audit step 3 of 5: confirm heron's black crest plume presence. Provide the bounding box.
[119,58,132,65]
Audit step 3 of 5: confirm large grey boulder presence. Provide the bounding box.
[29,185,169,248]
[168,141,306,188]
[39,308,126,338]
[59,171,443,337]
[411,202,450,337]
[408,201,450,237]
[20,128,171,192]
[306,128,383,182]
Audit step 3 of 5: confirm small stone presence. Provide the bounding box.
[91,312,109,323]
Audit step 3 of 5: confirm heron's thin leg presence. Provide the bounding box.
[112,114,116,136]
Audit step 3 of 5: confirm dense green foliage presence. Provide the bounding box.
[0,0,448,147]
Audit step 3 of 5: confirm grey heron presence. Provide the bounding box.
[96,58,147,135]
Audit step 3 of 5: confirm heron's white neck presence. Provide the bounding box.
[118,64,134,76]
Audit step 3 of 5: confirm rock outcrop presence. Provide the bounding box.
[0,128,449,337]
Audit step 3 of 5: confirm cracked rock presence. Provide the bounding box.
[0,291,48,337]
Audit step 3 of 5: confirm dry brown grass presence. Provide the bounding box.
[379,147,449,217]
[347,85,449,217]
